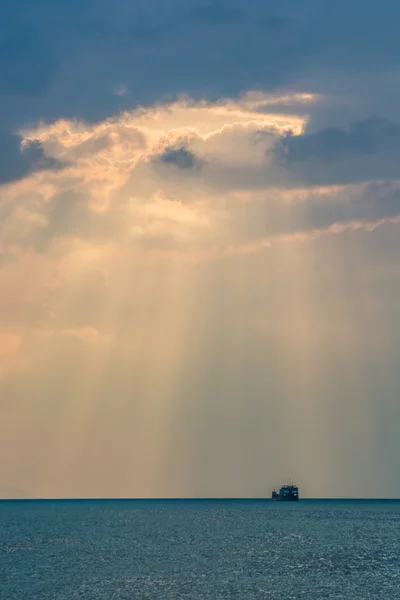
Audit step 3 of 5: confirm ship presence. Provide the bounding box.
[271,483,299,501]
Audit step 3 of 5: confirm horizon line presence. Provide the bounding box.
[1,497,400,502]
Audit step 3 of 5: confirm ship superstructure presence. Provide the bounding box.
[272,483,299,501]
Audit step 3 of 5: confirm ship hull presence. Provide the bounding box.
[272,496,299,501]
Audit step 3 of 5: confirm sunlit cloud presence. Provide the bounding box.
[5,90,398,265]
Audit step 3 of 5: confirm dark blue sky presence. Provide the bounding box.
[1,0,399,118]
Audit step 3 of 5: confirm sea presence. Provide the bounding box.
[1,499,399,599]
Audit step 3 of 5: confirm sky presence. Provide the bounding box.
[1,0,400,499]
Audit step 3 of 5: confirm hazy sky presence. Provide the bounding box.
[1,0,400,499]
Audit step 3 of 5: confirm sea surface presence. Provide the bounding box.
[1,499,399,599]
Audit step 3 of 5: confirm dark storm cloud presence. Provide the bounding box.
[0,131,62,184]
[156,145,204,170]
[273,117,400,186]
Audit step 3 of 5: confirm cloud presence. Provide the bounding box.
[273,117,400,185]
[3,94,400,264]
[156,144,205,170]
[203,182,400,252]
[0,131,62,184]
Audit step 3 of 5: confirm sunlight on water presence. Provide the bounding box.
[1,500,399,599]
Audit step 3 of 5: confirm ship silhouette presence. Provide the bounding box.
[272,482,299,501]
